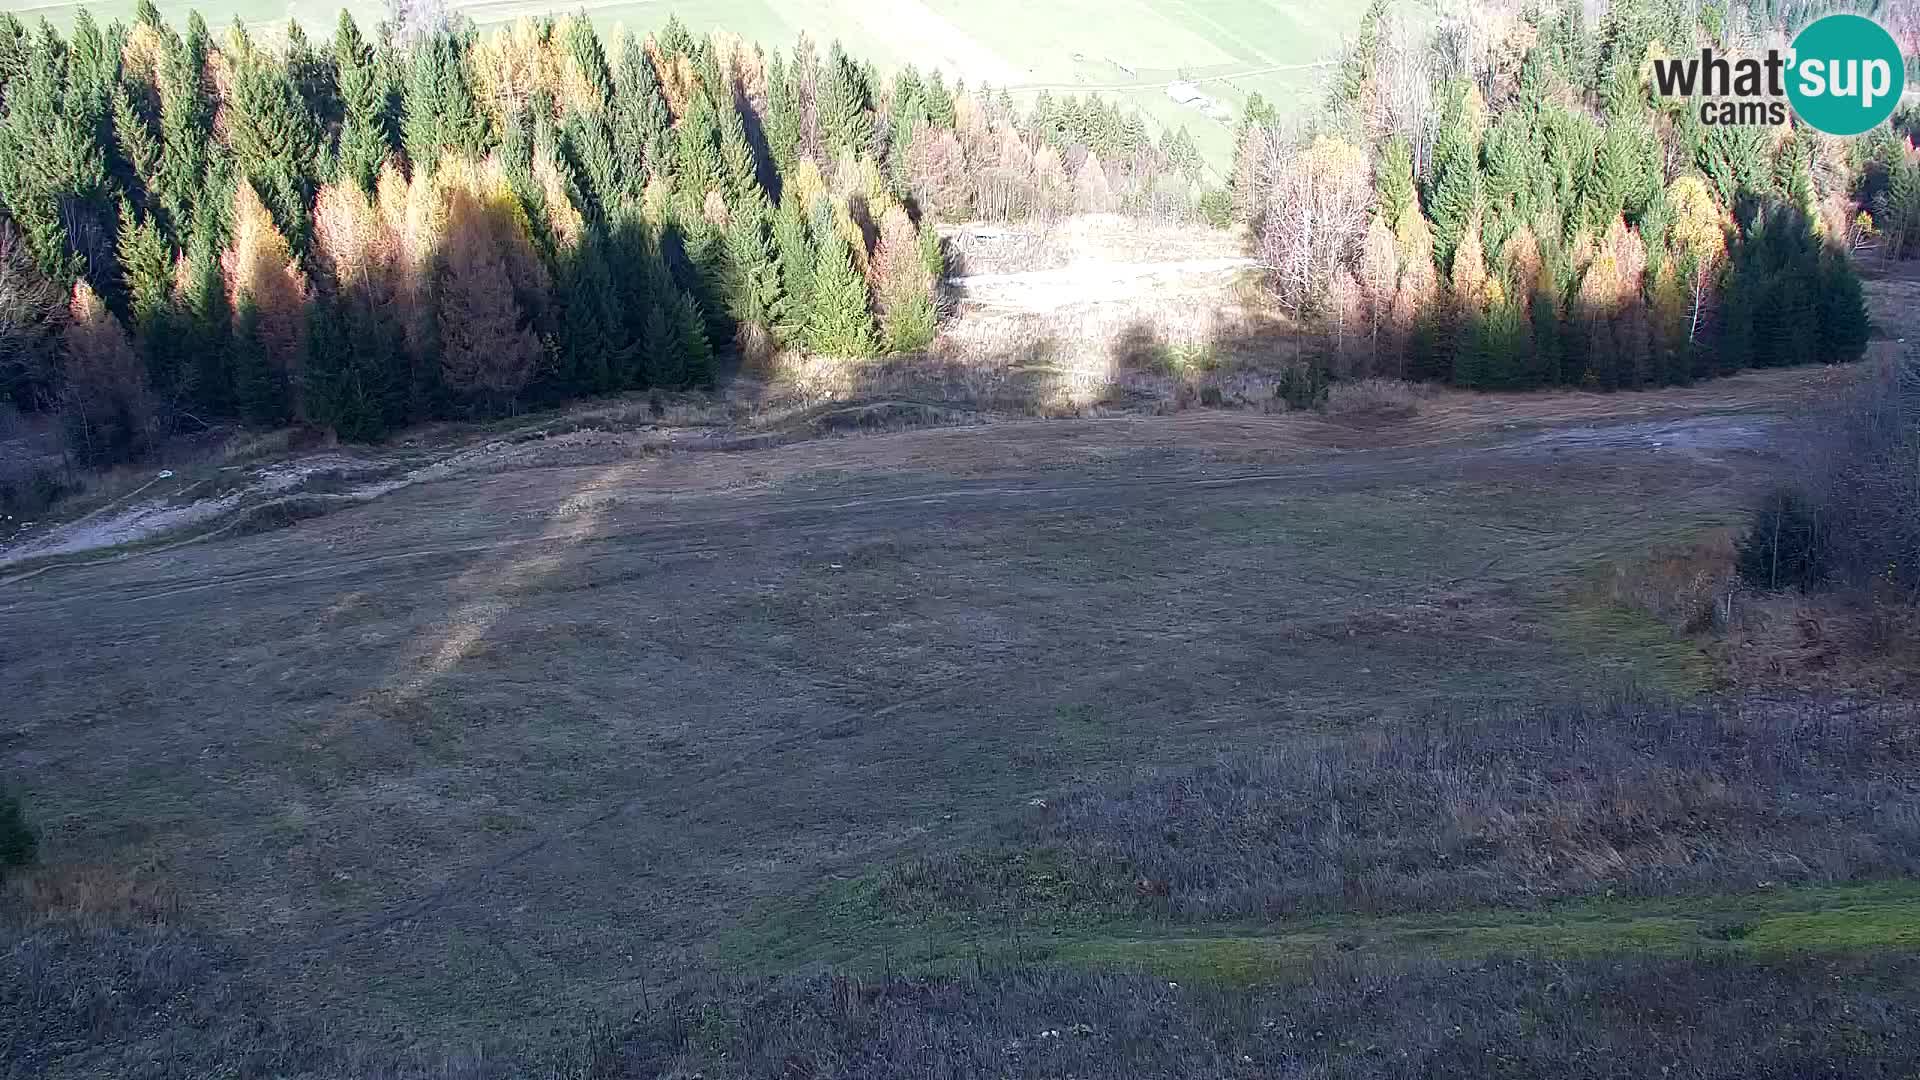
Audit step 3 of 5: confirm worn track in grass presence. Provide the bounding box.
[0,368,1847,1052]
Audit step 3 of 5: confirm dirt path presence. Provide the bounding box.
[0,373,1828,1054]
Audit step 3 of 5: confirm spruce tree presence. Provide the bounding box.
[557,235,626,393]
[804,222,876,356]
[332,12,390,194]
[820,41,873,157]
[0,22,111,285]
[720,203,783,351]
[403,30,486,174]
[666,287,714,385]
[763,51,801,176]
[771,190,815,346]
[718,98,763,214]
[1424,82,1482,275]
[675,87,723,203]
[154,17,215,244]
[612,32,673,194]
[227,43,322,253]
[1376,136,1417,229]
[117,202,175,389]
[177,231,231,416]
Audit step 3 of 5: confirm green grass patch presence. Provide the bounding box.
[1551,596,1718,695]
[1040,881,1920,985]
[730,878,1920,986]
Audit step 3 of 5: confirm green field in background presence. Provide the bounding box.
[5,0,1366,171]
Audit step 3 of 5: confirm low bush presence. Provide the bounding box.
[1736,487,1830,591]
[613,952,1920,1079]
[1323,378,1425,420]
[0,785,32,874]
[864,695,1920,925]
[1272,365,1328,411]
[1740,353,1919,599]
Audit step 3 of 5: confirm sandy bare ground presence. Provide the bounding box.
[0,359,1850,1060]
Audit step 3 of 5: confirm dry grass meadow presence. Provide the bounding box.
[4,254,1920,1075]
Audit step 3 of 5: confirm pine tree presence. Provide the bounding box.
[1376,136,1417,229]
[154,16,215,245]
[226,42,322,253]
[404,31,486,175]
[676,86,723,203]
[803,220,875,356]
[819,41,873,157]
[332,12,390,194]
[117,202,177,393]
[718,97,764,214]
[1423,80,1482,275]
[0,23,112,285]
[770,189,815,346]
[720,203,783,358]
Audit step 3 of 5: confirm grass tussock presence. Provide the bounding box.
[611,952,1920,1079]
[854,696,1920,929]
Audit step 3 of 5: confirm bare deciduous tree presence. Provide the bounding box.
[1256,134,1373,321]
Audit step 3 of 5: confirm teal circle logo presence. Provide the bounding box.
[1786,15,1905,136]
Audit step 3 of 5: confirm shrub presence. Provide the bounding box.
[1196,186,1233,230]
[1273,364,1328,410]
[1324,377,1423,420]
[1741,353,1920,599]
[0,784,34,873]
[1736,487,1830,592]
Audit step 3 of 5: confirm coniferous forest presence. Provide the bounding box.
[0,0,1910,468]
[1,5,1198,460]
[1242,0,1914,393]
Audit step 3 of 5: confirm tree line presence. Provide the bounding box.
[0,6,1212,462]
[1235,0,1907,391]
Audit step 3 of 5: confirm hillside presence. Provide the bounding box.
[7,0,1361,170]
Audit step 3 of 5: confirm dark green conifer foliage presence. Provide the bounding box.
[175,233,231,416]
[403,30,486,174]
[770,190,814,346]
[611,34,672,198]
[154,18,215,244]
[820,41,873,157]
[924,68,954,128]
[1376,137,1417,229]
[112,82,164,208]
[232,300,289,426]
[332,12,390,193]
[117,202,176,386]
[557,235,626,394]
[227,42,322,252]
[804,222,875,356]
[1423,81,1481,274]
[763,51,800,177]
[676,87,723,201]
[0,22,112,284]
[667,287,714,385]
[718,98,764,214]
[721,202,783,335]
